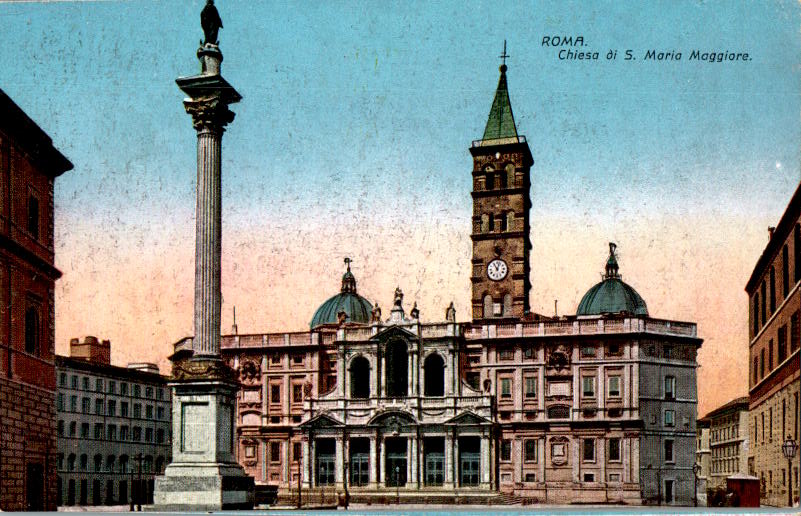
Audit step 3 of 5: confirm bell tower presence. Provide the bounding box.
[469,45,532,321]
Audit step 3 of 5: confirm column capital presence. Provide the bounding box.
[184,96,236,133]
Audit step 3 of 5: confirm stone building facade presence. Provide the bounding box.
[745,181,801,507]
[0,89,72,511]
[55,337,172,506]
[701,396,749,490]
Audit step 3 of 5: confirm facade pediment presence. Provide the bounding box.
[299,413,342,429]
[371,325,417,342]
[444,411,491,426]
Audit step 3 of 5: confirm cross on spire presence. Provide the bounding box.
[344,257,352,271]
[499,40,509,67]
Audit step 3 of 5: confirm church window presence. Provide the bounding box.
[582,376,595,397]
[498,348,514,361]
[608,376,621,397]
[524,439,537,462]
[385,340,408,397]
[500,378,512,399]
[500,440,511,461]
[292,384,303,403]
[423,353,444,397]
[270,442,281,463]
[350,356,370,399]
[498,169,507,188]
[270,385,280,404]
[502,293,512,316]
[524,376,537,398]
[608,438,621,461]
[583,439,595,462]
[483,295,493,319]
[505,164,515,188]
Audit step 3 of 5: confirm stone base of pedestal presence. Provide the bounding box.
[148,360,254,511]
[149,463,254,511]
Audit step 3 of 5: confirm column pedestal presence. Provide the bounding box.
[151,362,254,510]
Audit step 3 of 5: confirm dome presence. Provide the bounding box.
[310,259,373,328]
[576,243,648,316]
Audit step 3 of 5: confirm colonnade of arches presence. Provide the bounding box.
[348,345,446,399]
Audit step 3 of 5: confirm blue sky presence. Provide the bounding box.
[1,0,799,413]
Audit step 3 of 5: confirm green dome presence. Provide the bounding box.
[310,260,373,328]
[576,243,648,316]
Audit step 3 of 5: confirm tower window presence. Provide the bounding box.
[505,164,515,188]
[506,211,514,232]
[483,295,493,318]
[502,293,512,316]
[499,213,507,231]
[488,213,495,232]
[480,214,489,233]
[485,169,495,190]
[498,169,507,189]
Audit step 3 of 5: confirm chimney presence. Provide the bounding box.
[769,226,776,240]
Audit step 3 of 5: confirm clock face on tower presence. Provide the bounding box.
[487,259,508,281]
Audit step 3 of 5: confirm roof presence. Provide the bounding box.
[55,354,168,384]
[576,243,648,316]
[745,179,801,293]
[701,396,750,421]
[481,64,518,141]
[310,260,372,328]
[0,89,73,177]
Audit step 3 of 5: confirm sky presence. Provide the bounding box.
[0,0,799,416]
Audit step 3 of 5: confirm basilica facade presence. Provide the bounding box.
[204,62,702,505]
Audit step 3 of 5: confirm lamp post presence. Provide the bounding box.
[693,462,701,507]
[781,438,798,508]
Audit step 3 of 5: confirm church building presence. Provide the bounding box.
[210,60,703,506]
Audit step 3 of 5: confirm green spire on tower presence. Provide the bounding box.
[481,41,519,142]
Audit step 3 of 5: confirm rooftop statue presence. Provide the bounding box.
[200,0,223,45]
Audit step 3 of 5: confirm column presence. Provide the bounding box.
[599,436,606,484]
[623,437,630,483]
[480,435,490,486]
[283,375,290,424]
[302,440,311,488]
[283,438,291,486]
[337,348,346,397]
[409,437,418,488]
[379,435,386,486]
[408,352,415,396]
[445,432,454,486]
[192,120,222,357]
[539,438,546,483]
[369,436,378,488]
[572,437,580,483]
[335,438,344,486]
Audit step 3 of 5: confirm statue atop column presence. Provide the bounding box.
[201,0,223,46]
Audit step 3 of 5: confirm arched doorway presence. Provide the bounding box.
[423,354,444,396]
